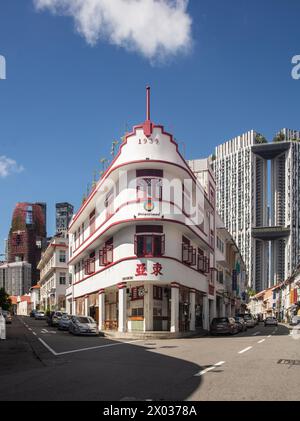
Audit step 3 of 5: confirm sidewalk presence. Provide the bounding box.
[0,317,48,376]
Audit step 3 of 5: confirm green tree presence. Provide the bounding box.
[0,288,12,311]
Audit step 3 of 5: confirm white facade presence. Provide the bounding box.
[212,128,300,292]
[0,261,32,296]
[30,286,40,310]
[37,236,69,311]
[67,91,217,335]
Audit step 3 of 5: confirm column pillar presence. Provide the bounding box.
[72,299,77,316]
[203,295,209,331]
[170,283,180,333]
[118,283,127,333]
[189,289,196,331]
[98,289,105,331]
[84,296,89,317]
[144,284,153,331]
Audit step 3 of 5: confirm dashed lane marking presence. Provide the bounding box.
[194,361,225,377]
[238,346,253,354]
[252,332,261,336]
[257,339,265,344]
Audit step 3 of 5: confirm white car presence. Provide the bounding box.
[264,317,278,327]
[243,314,256,328]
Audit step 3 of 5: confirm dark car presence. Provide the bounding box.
[210,317,239,335]
[30,309,38,318]
[69,316,99,336]
[234,316,247,332]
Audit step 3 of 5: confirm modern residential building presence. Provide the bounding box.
[0,261,32,296]
[188,159,247,317]
[56,202,74,236]
[7,202,47,284]
[212,128,300,292]
[66,88,218,335]
[37,236,69,311]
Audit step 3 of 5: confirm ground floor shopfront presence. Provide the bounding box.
[67,282,216,334]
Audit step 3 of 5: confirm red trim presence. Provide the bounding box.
[99,289,105,294]
[71,198,208,256]
[170,282,180,289]
[74,282,208,300]
[117,282,127,290]
[69,123,203,229]
[69,217,213,265]
[72,255,209,287]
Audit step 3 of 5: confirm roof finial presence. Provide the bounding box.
[143,86,153,137]
[146,86,151,121]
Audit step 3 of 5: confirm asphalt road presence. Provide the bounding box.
[0,316,299,401]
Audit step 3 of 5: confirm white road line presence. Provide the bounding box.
[33,332,37,336]
[238,346,253,354]
[38,338,58,356]
[267,335,272,338]
[28,328,32,331]
[194,361,225,377]
[252,331,260,336]
[257,339,265,344]
[37,338,144,357]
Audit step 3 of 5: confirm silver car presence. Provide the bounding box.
[243,314,256,328]
[290,315,300,326]
[69,316,99,336]
[58,314,73,331]
[35,311,46,320]
[264,317,278,327]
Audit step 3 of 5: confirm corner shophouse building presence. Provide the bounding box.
[67,91,217,336]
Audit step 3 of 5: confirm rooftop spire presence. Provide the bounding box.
[146,86,151,121]
[143,86,153,137]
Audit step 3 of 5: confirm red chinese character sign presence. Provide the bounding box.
[151,263,163,277]
[135,263,147,277]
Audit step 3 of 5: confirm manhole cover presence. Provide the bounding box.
[277,359,300,365]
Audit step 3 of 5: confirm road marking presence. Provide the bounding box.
[37,338,144,357]
[194,361,225,377]
[267,335,272,338]
[28,328,32,331]
[252,331,260,336]
[38,338,59,356]
[238,346,253,354]
[257,339,265,344]
[33,332,37,336]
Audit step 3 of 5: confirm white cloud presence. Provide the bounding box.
[0,156,24,178]
[34,0,192,62]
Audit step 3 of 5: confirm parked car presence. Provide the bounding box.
[69,316,99,336]
[252,315,259,325]
[210,317,239,335]
[48,311,68,327]
[290,315,300,326]
[34,311,46,320]
[2,310,12,324]
[264,317,278,327]
[234,316,247,332]
[58,314,73,331]
[243,314,256,328]
[30,309,38,318]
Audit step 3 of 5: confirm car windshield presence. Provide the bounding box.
[244,315,252,319]
[61,315,70,320]
[213,318,228,323]
[76,317,94,324]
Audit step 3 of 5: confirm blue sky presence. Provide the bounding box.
[1,0,300,254]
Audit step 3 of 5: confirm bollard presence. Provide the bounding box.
[0,313,6,340]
